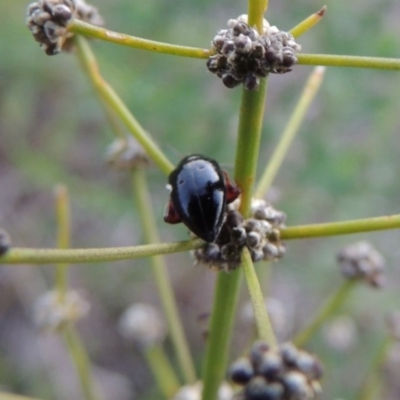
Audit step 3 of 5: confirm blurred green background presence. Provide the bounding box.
[1,0,400,399]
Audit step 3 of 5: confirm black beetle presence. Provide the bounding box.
[164,154,241,242]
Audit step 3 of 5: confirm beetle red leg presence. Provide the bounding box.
[223,171,241,204]
[164,200,182,224]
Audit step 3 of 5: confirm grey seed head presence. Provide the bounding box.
[0,229,11,256]
[262,243,279,260]
[229,357,254,385]
[245,377,284,400]
[247,231,261,248]
[235,34,253,53]
[296,351,323,380]
[251,248,264,263]
[245,219,262,233]
[213,35,226,51]
[221,40,235,55]
[43,20,66,42]
[33,11,51,25]
[222,74,241,88]
[250,341,271,370]
[243,74,259,91]
[280,342,299,366]
[231,227,247,245]
[204,243,222,262]
[281,371,311,398]
[259,351,284,380]
[52,4,73,25]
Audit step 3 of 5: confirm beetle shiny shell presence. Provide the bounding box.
[164,154,240,243]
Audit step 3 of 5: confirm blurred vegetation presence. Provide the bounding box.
[1,0,400,399]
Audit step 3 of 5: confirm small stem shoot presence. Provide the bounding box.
[255,66,325,198]
[132,168,197,384]
[74,36,174,175]
[54,184,70,300]
[298,54,400,70]
[145,344,181,399]
[294,279,357,347]
[290,6,327,38]
[69,19,211,59]
[242,248,277,346]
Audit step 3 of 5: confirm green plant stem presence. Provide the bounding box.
[0,240,203,265]
[63,326,100,400]
[355,337,392,400]
[54,184,70,300]
[255,66,325,198]
[281,214,400,239]
[248,0,269,31]
[201,269,242,400]
[293,279,357,347]
[0,394,43,400]
[289,6,327,38]
[144,344,181,399]
[234,78,268,216]
[298,54,400,70]
[242,248,277,346]
[132,168,197,384]
[3,213,400,265]
[69,19,211,59]
[74,36,174,175]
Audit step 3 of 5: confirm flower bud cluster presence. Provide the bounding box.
[207,15,301,90]
[337,241,385,288]
[0,228,11,256]
[105,137,151,170]
[118,303,166,349]
[193,199,286,271]
[33,290,90,332]
[26,0,103,55]
[230,341,323,400]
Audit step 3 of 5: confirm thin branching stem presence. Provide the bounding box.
[132,168,197,384]
[74,36,174,175]
[63,326,101,400]
[235,78,268,216]
[293,279,357,347]
[0,393,43,400]
[0,240,203,265]
[144,345,181,399]
[69,19,211,58]
[54,184,70,299]
[242,248,277,346]
[248,0,269,31]
[201,270,242,400]
[298,53,400,70]
[290,6,327,38]
[281,214,400,239]
[3,214,400,265]
[255,66,325,198]
[356,336,392,400]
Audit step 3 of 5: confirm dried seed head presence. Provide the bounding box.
[118,303,166,348]
[0,228,11,256]
[322,315,358,352]
[231,340,323,400]
[33,290,90,332]
[207,15,301,90]
[105,137,151,170]
[193,198,286,271]
[337,241,385,288]
[26,0,103,55]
